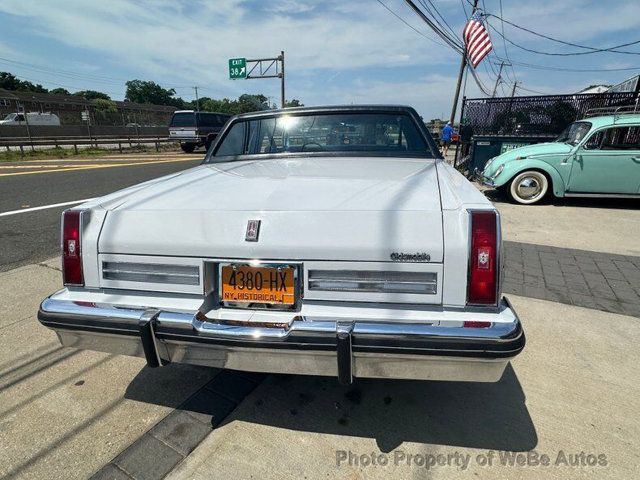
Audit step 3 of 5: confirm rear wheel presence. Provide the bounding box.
[508,171,549,205]
[180,143,196,153]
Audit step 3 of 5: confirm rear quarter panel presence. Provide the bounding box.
[436,162,494,306]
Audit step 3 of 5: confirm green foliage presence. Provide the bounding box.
[198,94,270,114]
[74,90,111,101]
[50,87,71,95]
[285,99,304,108]
[0,72,48,93]
[125,80,186,108]
[92,98,118,112]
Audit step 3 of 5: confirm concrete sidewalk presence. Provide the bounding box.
[166,294,640,479]
[0,259,218,480]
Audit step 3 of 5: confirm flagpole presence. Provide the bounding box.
[450,0,479,125]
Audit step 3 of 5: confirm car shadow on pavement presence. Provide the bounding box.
[125,362,537,453]
[229,364,537,453]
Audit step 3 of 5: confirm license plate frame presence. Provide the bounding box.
[218,263,300,310]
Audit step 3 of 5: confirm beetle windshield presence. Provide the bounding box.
[210,112,430,158]
[555,121,592,146]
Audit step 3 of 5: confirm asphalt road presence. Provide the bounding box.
[0,153,202,272]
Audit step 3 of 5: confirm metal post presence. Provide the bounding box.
[449,0,478,124]
[194,86,200,111]
[20,103,34,151]
[280,51,285,109]
[491,62,505,98]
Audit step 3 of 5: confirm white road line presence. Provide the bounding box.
[0,199,95,217]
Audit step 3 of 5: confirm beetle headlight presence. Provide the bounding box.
[491,164,505,179]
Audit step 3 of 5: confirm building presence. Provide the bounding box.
[0,89,176,126]
[576,85,611,94]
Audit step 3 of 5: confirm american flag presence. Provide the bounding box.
[463,12,493,68]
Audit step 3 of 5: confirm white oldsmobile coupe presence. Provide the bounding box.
[38,106,524,385]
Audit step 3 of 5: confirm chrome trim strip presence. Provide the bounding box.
[101,261,200,286]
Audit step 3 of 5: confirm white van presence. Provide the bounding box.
[0,112,61,126]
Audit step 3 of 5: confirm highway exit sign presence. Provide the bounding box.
[229,58,247,79]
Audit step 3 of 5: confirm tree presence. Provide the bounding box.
[0,72,48,93]
[74,90,111,101]
[92,98,117,113]
[285,99,304,108]
[50,87,71,95]
[125,79,186,108]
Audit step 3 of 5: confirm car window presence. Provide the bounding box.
[196,113,230,128]
[215,121,246,156]
[584,130,604,150]
[600,126,640,150]
[556,121,591,146]
[170,113,195,127]
[211,112,429,158]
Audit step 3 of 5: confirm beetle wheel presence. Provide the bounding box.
[508,171,549,205]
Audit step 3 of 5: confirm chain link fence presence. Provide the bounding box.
[461,92,639,137]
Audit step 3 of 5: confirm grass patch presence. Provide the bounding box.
[0,143,181,163]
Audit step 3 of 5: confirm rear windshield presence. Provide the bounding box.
[211,112,429,157]
[170,112,195,127]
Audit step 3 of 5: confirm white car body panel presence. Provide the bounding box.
[97,158,445,263]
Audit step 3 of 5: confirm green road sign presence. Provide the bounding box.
[229,58,247,79]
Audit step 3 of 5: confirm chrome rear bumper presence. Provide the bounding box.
[38,295,524,384]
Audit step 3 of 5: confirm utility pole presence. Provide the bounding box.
[492,62,505,98]
[193,86,200,111]
[279,50,285,109]
[450,0,479,124]
[510,81,519,98]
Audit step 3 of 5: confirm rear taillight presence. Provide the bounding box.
[467,210,499,305]
[62,210,84,286]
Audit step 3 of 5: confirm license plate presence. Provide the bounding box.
[221,265,295,306]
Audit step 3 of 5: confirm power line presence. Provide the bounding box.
[403,0,464,53]
[486,20,640,57]
[485,12,640,55]
[497,0,517,83]
[374,0,449,49]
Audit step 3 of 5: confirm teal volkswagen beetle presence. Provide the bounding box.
[481,113,640,204]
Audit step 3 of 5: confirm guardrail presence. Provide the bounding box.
[0,136,174,156]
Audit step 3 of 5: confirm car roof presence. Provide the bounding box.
[233,104,420,119]
[173,110,231,115]
[581,114,640,129]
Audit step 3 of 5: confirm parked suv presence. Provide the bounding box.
[481,109,640,204]
[169,110,231,153]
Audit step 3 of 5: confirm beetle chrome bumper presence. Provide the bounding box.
[37,294,524,384]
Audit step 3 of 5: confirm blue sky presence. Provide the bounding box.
[0,0,639,119]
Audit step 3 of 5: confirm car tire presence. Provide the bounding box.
[508,171,549,205]
[180,143,196,153]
